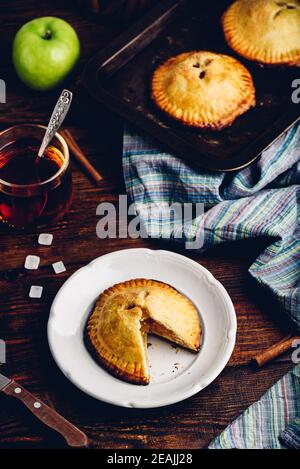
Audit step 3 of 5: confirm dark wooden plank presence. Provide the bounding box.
[0,360,293,448]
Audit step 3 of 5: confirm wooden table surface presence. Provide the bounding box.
[0,0,295,449]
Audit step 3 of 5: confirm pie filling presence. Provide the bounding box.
[124,304,198,383]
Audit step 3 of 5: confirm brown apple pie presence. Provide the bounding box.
[222,0,300,66]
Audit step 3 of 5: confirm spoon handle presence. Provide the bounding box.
[38,89,73,157]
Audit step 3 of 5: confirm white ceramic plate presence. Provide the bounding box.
[48,248,236,408]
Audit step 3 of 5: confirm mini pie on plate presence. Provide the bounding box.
[222,0,300,66]
[151,51,255,130]
[86,279,201,385]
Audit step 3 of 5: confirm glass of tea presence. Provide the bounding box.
[0,124,72,229]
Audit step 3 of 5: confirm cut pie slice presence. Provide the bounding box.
[222,0,300,66]
[151,51,255,130]
[86,279,201,385]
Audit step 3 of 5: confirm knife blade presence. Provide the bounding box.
[0,371,88,448]
[0,372,11,390]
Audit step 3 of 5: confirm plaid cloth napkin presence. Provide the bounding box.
[122,122,300,449]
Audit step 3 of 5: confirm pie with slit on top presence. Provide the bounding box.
[222,0,300,66]
[151,51,255,130]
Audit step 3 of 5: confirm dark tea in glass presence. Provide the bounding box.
[0,125,72,229]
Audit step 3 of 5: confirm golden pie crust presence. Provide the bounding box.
[86,279,201,385]
[151,51,255,130]
[222,0,300,66]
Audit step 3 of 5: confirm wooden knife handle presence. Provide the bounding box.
[3,380,88,448]
[253,335,300,367]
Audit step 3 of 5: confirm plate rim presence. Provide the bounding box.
[47,248,237,408]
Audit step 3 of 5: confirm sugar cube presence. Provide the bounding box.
[29,286,43,299]
[52,261,66,274]
[38,233,53,246]
[24,255,40,270]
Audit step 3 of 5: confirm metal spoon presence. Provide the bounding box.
[38,89,73,158]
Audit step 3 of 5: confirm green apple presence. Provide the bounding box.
[13,17,80,91]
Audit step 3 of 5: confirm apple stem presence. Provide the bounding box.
[43,30,52,40]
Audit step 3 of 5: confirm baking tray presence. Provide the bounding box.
[80,0,300,171]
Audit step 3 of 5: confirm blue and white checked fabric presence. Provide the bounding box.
[122,122,300,449]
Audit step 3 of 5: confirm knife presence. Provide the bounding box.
[0,372,88,448]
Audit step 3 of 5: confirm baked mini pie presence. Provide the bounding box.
[86,279,201,385]
[151,51,255,130]
[222,0,300,66]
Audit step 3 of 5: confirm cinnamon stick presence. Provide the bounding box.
[61,129,103,186]
[253,334,300,367]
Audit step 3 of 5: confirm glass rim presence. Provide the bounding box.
[0,124,70,190]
